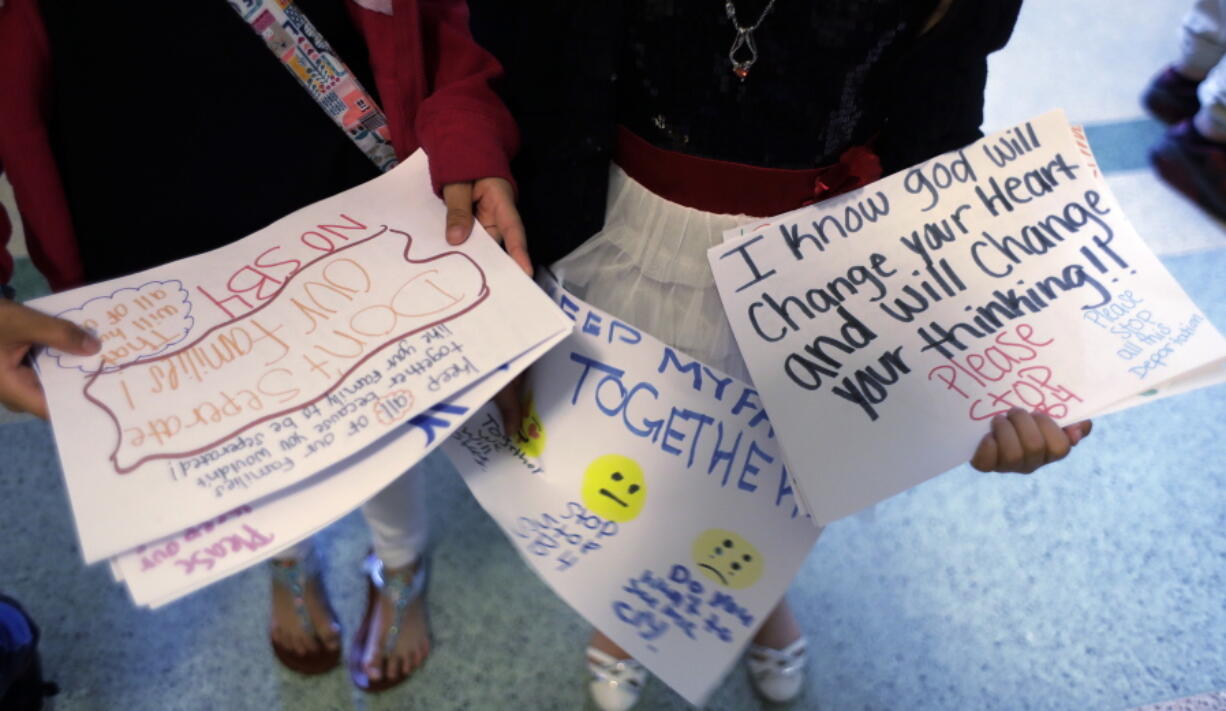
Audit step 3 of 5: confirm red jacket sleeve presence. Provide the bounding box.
[0,0,86,291]
[347,0,519,194]
[0,184,12,287]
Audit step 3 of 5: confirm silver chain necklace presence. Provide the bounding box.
[724,0,779,80]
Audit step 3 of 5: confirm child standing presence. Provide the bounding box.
[0,0,525,692]
[472,1,1092,708]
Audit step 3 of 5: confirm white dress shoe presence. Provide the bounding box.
[586,646,648,711]
[747,636,807,703]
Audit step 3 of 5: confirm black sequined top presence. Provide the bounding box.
[37,1,380,283]
[468,0,1024,266]
[618,0,934,168]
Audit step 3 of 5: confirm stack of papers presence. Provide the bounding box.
[30,153,572,607]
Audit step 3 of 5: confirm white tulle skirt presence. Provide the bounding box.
[551,165,754,383]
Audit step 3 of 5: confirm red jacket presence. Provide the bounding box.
[0,0,518,291]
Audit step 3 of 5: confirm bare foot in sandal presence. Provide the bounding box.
[269,558,342,673]
[351,555,431,691]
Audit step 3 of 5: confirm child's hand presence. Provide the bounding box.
[492,373,526,444]
[0,299,101,418]
[969,408,1092,474]
[440,176,531,439]
[441,177,531,276]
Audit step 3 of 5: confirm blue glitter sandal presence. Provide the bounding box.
[268,555,341,675]
[348,552,429,693]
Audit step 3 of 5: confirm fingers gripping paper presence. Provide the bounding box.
[709,111,1226,524]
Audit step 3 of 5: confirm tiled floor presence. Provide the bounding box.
[2,2,1224,710]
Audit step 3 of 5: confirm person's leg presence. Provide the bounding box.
[1150,1,1226,218]
[354,464,431,687]
[1179,0,1226,80]
[1152,58,1226,217]
[745,598,808,703]
[587,629,627,659]
[1196,25,1226,142]
[268,537,342,665]
[1144,0,1226,123]
[751,598,802,650]
[586,629,648,711]
[585,598,804,710]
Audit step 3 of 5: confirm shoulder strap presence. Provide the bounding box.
[227,0,399,173]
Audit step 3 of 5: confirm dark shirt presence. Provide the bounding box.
[618,0,927,168]
[38,0,380,283]
[471,0,1022,267]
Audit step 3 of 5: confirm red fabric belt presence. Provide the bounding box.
[614,125,883,217]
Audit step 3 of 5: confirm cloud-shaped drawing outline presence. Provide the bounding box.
[49,279,196,374]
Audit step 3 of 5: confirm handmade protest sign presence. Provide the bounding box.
[1094,359,1226,415]
[709,111,1226,524]
[112,329,568,608]
[30,151,572,562]
[442,275,821,707]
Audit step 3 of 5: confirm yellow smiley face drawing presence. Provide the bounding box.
[692,529,764,590]
[516,392,546,458]
[580,454,647,522]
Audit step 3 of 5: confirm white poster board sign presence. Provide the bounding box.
[113,330,567,608]
[443,276,822,706]
[30,152,572,562]
[709,111,1226,524]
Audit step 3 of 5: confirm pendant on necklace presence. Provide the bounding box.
[729,29,757,80]
[725,0,776,81]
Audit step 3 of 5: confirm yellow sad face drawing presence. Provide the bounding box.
[516,393,546,458]
[581,454,647,522]
[692,529,764,590]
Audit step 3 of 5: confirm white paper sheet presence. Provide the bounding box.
[443,275,822,706]
[30,151,573,561]
[709,111,1226,524]
[116,329,569,608]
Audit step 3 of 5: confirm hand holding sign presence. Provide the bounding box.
[440,176,533,439]
[969,408,1092,474]
[442,176,531,276]
[0,298,101,418]
[710,111,1226,523]
[29,151,573,563]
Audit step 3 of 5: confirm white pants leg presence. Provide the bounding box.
[1178,0,1226,133]
[359,464,428,569]
[271,464,428,569]
[1182,0,1226,76]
